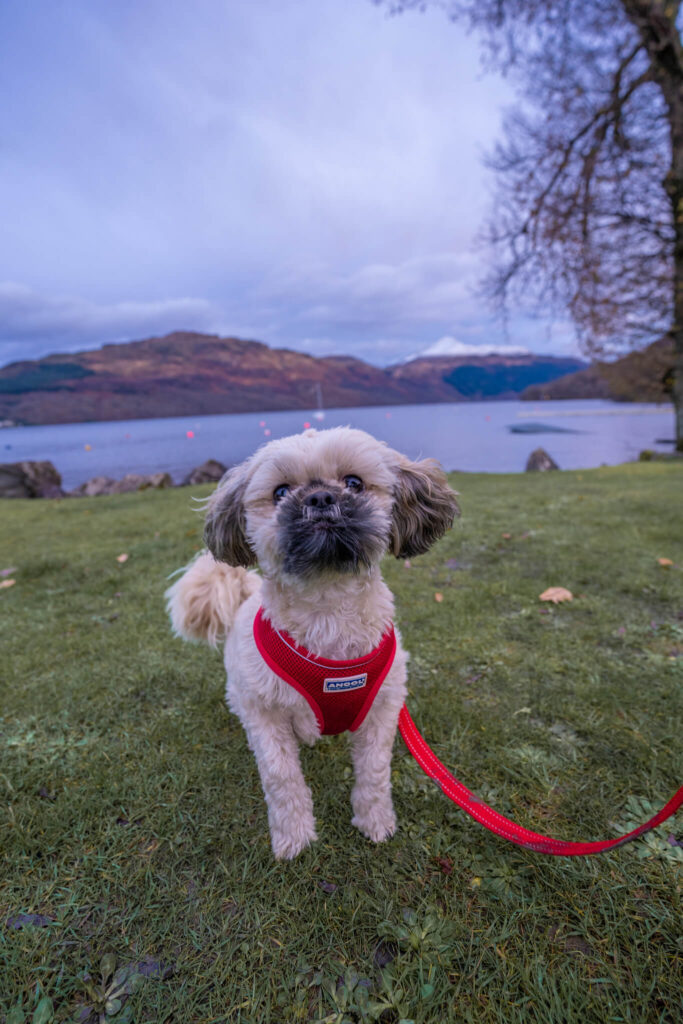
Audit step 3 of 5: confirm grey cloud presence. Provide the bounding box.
[283,254,476,334]
[0,283,225,363]
[0,0,510,346]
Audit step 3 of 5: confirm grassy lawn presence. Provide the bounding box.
[1,462,682,1024]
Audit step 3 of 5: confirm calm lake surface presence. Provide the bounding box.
[0,400,676,490]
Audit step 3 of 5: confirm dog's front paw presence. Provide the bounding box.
[352,803,397,844]
[271,820,318,860]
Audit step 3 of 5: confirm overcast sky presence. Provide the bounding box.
[0,0,575,368]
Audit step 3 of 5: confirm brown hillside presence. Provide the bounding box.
[0,333,430,425]
[522,337,674,403]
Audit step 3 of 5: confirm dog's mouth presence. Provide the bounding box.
[303,503,342,524]
[277,489,388,577]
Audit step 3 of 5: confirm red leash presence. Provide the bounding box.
[398,704,683,856]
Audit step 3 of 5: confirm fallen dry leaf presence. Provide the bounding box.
[373,939,398,968]
[657,558,673,568]
[539,586,573,604]
[0,579,16,590]
[137,958,176,980]
[116,553,129,563]
[434,592,444,603]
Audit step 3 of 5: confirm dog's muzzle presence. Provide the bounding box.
[277,485,386,576]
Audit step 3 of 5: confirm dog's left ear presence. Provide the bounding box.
[390,456,460,559]
[203,463,257,567]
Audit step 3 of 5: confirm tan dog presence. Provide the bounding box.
[166,427,459,859]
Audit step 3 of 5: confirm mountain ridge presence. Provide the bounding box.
[0,330,588,425]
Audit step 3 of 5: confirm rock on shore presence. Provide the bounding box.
[180,459,227,486]
[0,459,231,498]
[70,472,174,496]
[0,461,64,498]
[525,447,559,471]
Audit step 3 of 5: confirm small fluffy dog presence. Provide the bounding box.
[166,427,459,859]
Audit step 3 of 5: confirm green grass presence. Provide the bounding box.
[1,463,682,1024]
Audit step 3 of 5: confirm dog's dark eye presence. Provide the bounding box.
[343,475,364,492]
[273,484,290,503]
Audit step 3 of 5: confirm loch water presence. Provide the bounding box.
[0,399,675,491]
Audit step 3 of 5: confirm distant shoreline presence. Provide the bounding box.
[0,395,547,430]
[0,395,672,431]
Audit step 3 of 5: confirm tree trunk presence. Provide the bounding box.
[674,312,683,450]
[622,2,683,446]
[666,95,683,451]
[620,0,683,448]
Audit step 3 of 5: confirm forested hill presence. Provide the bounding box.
[521,337,674,404]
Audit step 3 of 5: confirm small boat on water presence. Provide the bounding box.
[313,383,325,422]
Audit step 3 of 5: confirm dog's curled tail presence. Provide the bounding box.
[165,551,260,648]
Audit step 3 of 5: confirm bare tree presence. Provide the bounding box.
[377,0,683,449]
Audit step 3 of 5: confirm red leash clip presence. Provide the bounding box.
[399,704,683,856]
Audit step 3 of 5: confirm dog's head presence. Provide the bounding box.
[204,427,459,578]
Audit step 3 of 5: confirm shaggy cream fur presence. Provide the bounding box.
[166,427,459,859]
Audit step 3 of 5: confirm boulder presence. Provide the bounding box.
[71,476,118,497]
[0,460,64,498]
[72,472,174,496]
[109,473,151,494]
[525,447,559,472]
[181,459,228,486]
[139,471,174,490]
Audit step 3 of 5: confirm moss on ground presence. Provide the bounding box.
[1,463,681,1023]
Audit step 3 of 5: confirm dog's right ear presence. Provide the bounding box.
[203,464,257,567]
[390,455,460,559]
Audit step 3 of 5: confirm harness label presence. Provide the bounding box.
[323,672,368,693]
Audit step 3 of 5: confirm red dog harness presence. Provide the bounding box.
[253,607,396,735]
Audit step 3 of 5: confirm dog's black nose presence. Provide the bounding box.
[304,489,336,508]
